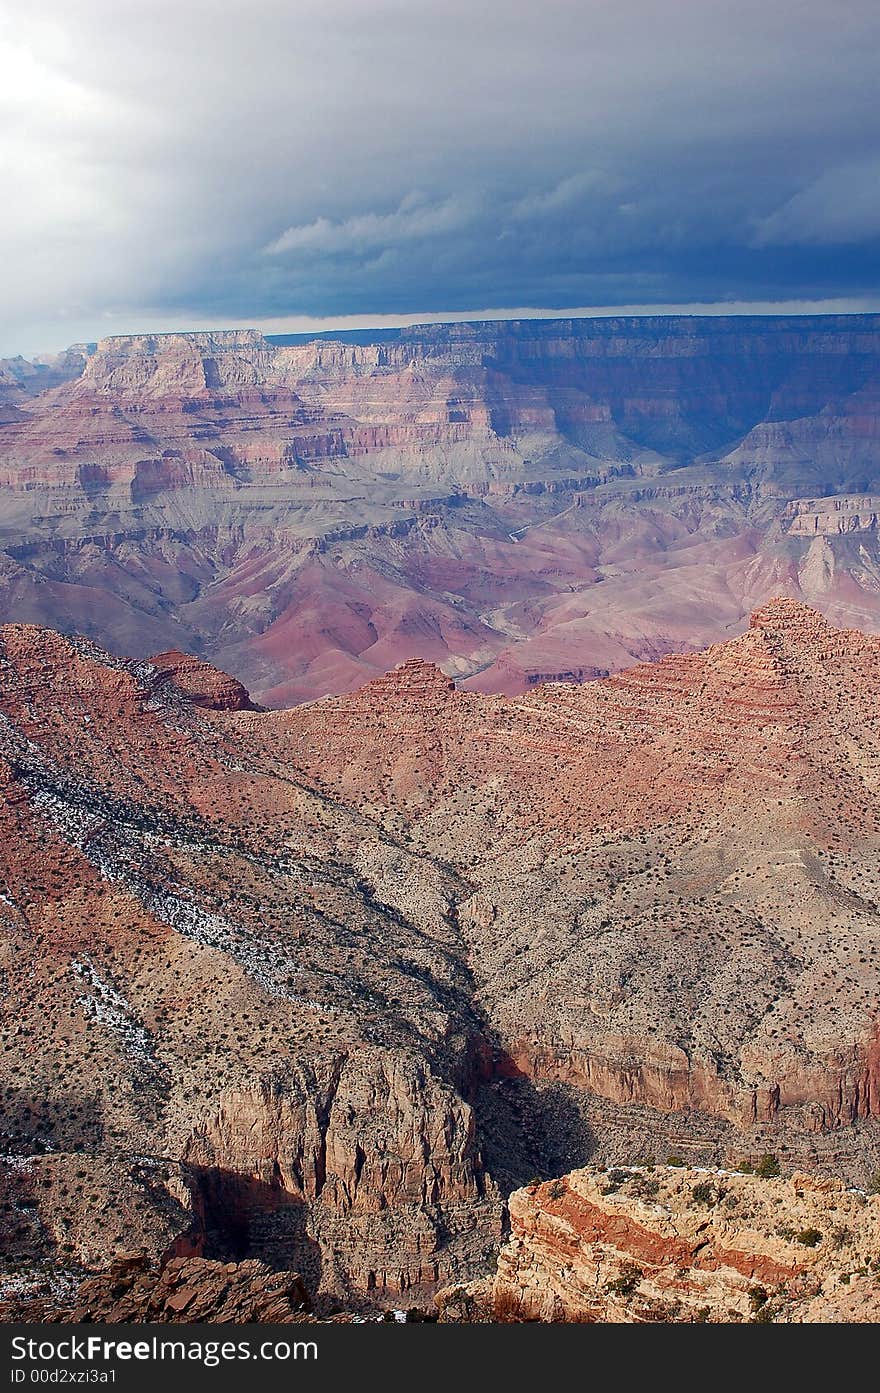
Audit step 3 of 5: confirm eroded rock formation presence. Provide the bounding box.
[472,1166,880,1323]
[0,1255,310,1324]
[2,604,880,1319]
[2,316,880,703]
[149,650,259,711]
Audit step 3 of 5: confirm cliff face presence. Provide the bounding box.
[2,315,880,704]
[481,1166,880,1323]
[182,1052,501,1297]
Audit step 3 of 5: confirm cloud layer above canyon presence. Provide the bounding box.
[2,0,879,352]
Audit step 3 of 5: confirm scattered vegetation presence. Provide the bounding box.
[690,1181,716,1207]
[628,1175,660,1199]
[601,1168,631,1194]
[754,1153,781,1178]
[605,1262,643,1297]
[794,1228,822,1248]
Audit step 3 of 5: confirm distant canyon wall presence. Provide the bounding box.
[1,315,880,703]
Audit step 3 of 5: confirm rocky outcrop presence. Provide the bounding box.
[787,495,880,536]
[446,1166,880,1323]
[354,659,457,708]
[149,649,259,710]
[1,1256,310,1324]
[183,1051,502,1298]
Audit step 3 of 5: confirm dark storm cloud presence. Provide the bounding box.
[2,0,879,352]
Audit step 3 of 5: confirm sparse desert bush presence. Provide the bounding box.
[629,1175,659,1199]
[605,1262,643,1297]
[691,1181,716,1207]
[755,1153,781,1178]
[601,1167,631,1194]
[795,1227,822,1248]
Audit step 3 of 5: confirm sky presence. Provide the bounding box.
[2,0,879,356]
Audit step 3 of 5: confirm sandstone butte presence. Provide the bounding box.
[1,598,880,1321]
[2,316,880,706]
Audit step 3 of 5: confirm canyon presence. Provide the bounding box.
[4,313,880,1322]
[1,601,880,1318]
[2,315,880,706]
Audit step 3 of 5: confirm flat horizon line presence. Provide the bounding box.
[14,296,880,361]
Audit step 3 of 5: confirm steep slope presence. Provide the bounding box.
[242,599,880,1173]
[1,316,880,702]
[0,625,504,1308]
[3,604,880,1320]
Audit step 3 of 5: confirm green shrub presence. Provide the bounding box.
[605,1262,643,1297]
[691,1181,716,1207]
[630,1175,660,1198]
[755,1153,781,1178]
[794,1228,822,1248]
[601,1168,630,1194]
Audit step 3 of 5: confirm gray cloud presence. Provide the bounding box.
[2,1,879,354]
[265,192,482,256]
[753,157,880,246]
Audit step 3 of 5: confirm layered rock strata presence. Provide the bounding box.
[2,316,880,703]
[480,1166,880,1323]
